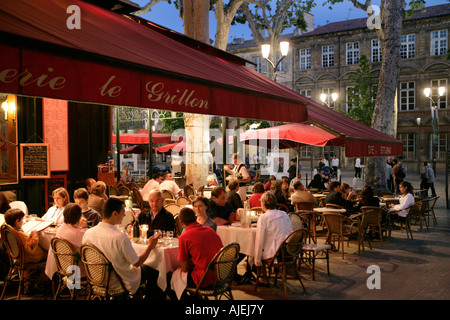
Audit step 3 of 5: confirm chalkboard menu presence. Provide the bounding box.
[20,143,50,179]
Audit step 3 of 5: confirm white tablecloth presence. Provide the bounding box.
[216,225,257,259]
[132,239,179,291]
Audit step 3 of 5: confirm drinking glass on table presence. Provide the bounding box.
[165,230,173,246]
[154,229,163,244]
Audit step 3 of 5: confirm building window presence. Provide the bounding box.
[431,29,448,56]
[299,48,311,70]
[276,54,286,72]
[300,89,312,98]
[346,42,359,65]
[400,34,415,59]
[253,56,263,73]
[371,39,382,63]
[321,88,337,109]
[322,45,334,68]
[399,82,415,111]
[0,93,18,185]
[430,79,447,109]
[345,86,358,113]
[437,133,448,160]
[398,133,416,159]
[300,145,312,158]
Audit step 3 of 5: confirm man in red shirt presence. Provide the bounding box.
[171,207,223,299]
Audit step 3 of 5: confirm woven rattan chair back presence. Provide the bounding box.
[1,224,23,267]
[323,213,343,234]
[276,203,289,213]
[164,203,181,216]
[184,185,195,197]
[282,228,308,260]
[186,242,240,300]
[176,197,191,205]
[360,207,382,226]
[116,183,130,196]
[325,203,345,209]
[162,189,176,200]
[51,237,78,277]
[132,187,144,209]
[80,244,126,299]
[214,243,240,283]
[294,202,315,212]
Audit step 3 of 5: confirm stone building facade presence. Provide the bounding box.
[227,4,450,174]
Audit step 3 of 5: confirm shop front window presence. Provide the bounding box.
[0,93,18,185]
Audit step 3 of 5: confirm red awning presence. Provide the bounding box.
[0,0,308,123]
[112,131,181,144]
[304,99,403,157]
[240,123,344,149]
[155,142,186,154]
[119,145,146,154]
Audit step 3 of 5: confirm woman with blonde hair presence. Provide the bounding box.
[41,187,70,224]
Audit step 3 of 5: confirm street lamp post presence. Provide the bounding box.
[261,41,289,81]
[320,92,338,108]
[424,86,445,174]
[416,117,421,174]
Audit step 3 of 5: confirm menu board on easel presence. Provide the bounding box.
[20,143,51,179]
[43,98,69,172]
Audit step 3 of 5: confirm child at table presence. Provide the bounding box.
[4,208,47,264]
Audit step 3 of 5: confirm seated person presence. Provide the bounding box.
[271,180,292,212]
[388,181,415,219]
[192,196,217,231]
[73,188,101,228]
[55,203,87,277]
[169,208,223,300]
[133,189,175,235]
[160,172,182,197]
[355,186,380,212]
[226,179,243,212]
[88,181,108,218]
[208,186,237,226]
[4,208,47,264]
[120,168,134,185]
[290,181,318,208]
[325,181,355,215]
[82,197,162,300]
[41,187,70,225]
[254,192,293,284]
[264,175,276,192]
[307,174,326,191]
[340,183,352,200]
[141,173,163,202]
[248,182,264,208]
[206,174,218,187]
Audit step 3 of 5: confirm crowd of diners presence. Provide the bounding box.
[0,153,424,299]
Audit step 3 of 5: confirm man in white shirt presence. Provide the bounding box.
[82,197,162,300]
[141,172,163,202]
[254,191,292,283]
[354,158,361,178]
[331,155,339,174]
[160,172,182,197]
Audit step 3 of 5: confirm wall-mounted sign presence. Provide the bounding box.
[20,143,50,179]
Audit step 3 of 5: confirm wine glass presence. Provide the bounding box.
[165,231,173,246]
[154,229,163,244]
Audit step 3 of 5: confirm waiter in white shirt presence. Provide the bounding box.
[224,153,250,201]
[141,172,162,202]
[160,172,182,197]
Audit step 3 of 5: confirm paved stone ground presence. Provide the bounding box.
[1,168,448,303]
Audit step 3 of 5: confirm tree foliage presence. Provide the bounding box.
[343,55,377,126]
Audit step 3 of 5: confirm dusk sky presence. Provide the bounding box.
[132,0,449,42]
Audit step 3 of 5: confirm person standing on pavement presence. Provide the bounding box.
[354,158,362,178]
[331,155,339,178]
[420,161,429,197]
[426,163,437,197]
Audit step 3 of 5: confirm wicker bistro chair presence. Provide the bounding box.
[80,244,129,300]
[51,237,87,300]
[360,206,384,246]
[413,200,429,231]
[184,185,195,198]
[276,203,290,214]
[388,204,420,240]
[132,187,146,210]
[322,213,359,259]
[428,196,439,226]
[0,224,47,300]
[299,217,331,280]
[255,229,308,298]
[185,243,240,300]
[294,202,315,213]
[176,196,191,205]
[164,203,181,217]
